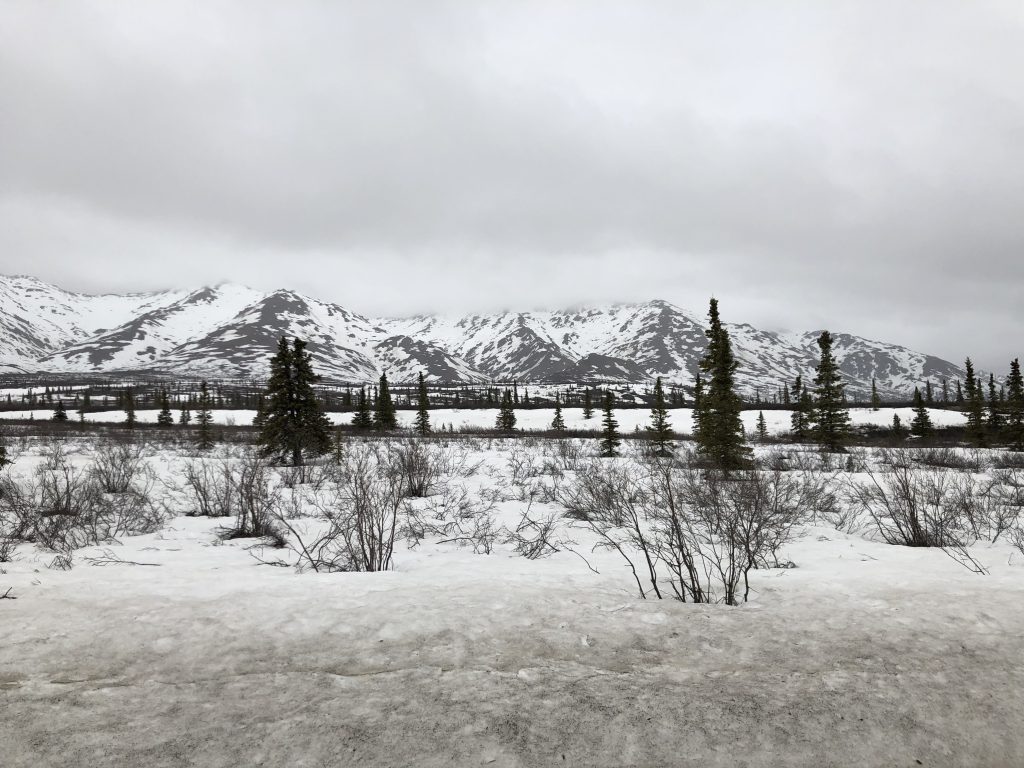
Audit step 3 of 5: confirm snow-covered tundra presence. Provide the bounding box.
[1,434,1023,767]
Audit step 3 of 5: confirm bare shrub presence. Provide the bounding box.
[0,454,162,554]
[647,466,811,605]
[504,496,566,559]
[224,451,284,543]
[846,450,981,550]
[177,456,236,517]
[403,483,503,554]
[386,439,445,498]
[295,445,403,571]
[560,461,663,599]
[90,441,148,494]
[913,447,986,472]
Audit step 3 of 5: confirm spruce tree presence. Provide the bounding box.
[373,373,397,431]
[414,372,431,436]
[156,389,174,427]
[691,373,705,438]
[892,413,905,438]
[790,375,814,441]
[808,331,851,452]
[196,380,214,450]
[258,337,333,465]
[1005,358,1024,451]
[870,377,881,411]
[955,379,963,404]
[52,400,68,423]
[496,389,517,434]
[941,379,950,403]
[963,358,987,447]
[987,373,1003,435]
[925,380,934,405]
[352,387,373,430]
[756,411,768,441]
[694,299,749,469]
[582,390,594,420]
[551,393,566,432]
[179,405,192,426]
[910,387,933,438]
[648,376,673,456]
[123,388,136,430]
[599,390,620,457]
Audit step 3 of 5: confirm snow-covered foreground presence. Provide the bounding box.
[0,405,968,435]
[2,438,1022,767]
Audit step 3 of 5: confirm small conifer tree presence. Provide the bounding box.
[870,377,881,411]
[258,337,333,464]
[987,373,1003,434]
[352,387,373,429]
[648,377,673,456]
[808,331,851,452]
[1005,358,1024,451]
[963,358,987,447]
[196,380,214,450]
[599,391,620,457]
[414,372,431,436]
[496,389,517,434]
[52,400,68,423]
[892,413,905,437]
[910,387,933,437]
[373,373,398,431]
[582,390,594,419]
[179,405,192,425]
[551,393,566,432]
[156,389,174,427]
[756,411,768,441]
[123,388,136,430]
[694,299,750,469]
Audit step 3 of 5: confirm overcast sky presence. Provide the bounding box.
[1,1,1023,369]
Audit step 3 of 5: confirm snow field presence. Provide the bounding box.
[0,406,968,435]
[1,436,1022,767]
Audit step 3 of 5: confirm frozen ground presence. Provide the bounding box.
[1,438,1021,767]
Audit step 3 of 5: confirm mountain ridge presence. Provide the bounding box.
[0,275,965,397]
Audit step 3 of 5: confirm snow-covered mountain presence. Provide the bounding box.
[0,275,966,397]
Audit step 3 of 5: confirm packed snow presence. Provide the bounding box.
[2,434,1022,766]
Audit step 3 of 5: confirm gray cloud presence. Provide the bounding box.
[1,1,1023,370]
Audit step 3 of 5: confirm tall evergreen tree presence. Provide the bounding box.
[123,388,136,430]
[963,358,987,447]
[941,379,950,403]
[870,377,881,411]
[414,372,431,436]
[1005,358,1024,451]
[179,405,192,426]
[156,389,174,427]
[600,390,620,458]
[808,331,851,452]
[955,379,964,404]
[892,413,905,438]
[910,387,933,438]
[551,393,566,432]
[258,337,333,465]
[694,299,749,469]
[373,372,398,431]
[196,380,214,450]
[925,380,934,405]
[648,376,673,456]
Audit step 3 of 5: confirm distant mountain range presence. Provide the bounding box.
[0,275,965,397]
